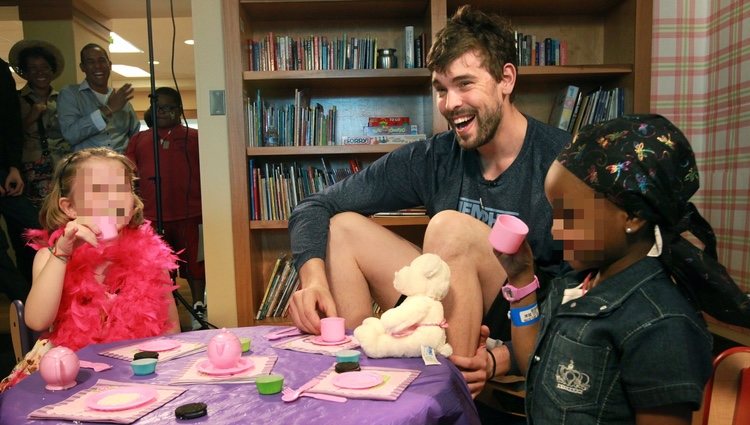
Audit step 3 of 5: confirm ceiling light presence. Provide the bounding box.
[109,32,142,53]
[111,64,150,78]
[184,39,195,45]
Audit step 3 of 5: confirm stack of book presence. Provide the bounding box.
[341,117,426,145]
[256,254,300,320]
[515,32,568,66]
[548,85,624,134]
[248,158,362,220]
[247,32,379,71]
[247,89,337,147]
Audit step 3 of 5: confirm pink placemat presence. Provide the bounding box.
[170,355,278,385]
[27,379,186,424]
[307,366,420,401]
[272,335,360,355]
[99,338,205,362]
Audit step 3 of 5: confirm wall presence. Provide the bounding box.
[651,0,749,295]
[191,0,238,327]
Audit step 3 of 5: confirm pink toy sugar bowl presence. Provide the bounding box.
[39,346,80,391]
[207,329,243,369]
[488,214,529,255]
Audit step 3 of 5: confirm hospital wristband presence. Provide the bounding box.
[509,302,540,327]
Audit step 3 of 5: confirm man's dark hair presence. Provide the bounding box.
[79,43,109,63]
[427,6,517,87]
[18,46,58,76]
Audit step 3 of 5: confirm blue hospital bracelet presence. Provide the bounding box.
[509,303,540,327]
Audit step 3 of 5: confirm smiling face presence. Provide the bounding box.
[432,51,506,150]
[155,92,182,129]
[62,158,135,230]
[22,55,54,91]
[79,46,111,93]
[544,161,631,271]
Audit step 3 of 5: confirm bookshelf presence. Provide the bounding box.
[220,0,652,325]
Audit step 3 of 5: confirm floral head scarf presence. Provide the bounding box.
[557,114,750,328]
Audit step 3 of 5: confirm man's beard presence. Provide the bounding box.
[450,103,502,150]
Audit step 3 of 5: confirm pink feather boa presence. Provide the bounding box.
[27,224,178,351]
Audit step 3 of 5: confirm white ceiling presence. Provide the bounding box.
[2,0,195,90]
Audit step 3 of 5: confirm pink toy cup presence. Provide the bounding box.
[489,214,529,255]
[207,328,242,369]
[320,317,346,342]
[93,216,118,241]
[39,346,80,391]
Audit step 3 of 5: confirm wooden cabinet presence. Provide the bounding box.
[221,0,652,325]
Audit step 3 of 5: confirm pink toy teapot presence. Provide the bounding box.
[39,346,80,391]
[207,328,242,369]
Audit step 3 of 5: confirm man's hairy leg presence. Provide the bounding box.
[423,211,506,357]
[326,212,421,329]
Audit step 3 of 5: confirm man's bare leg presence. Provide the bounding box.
[423,211,506,357]
[326,212,421,329]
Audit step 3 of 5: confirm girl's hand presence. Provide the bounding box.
[494,240,536,285]
[53,219,100,256]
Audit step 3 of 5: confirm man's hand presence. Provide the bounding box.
[106,83,135,113]
[449,325,491,398]
[288,285,338,335]
[2,167,24,196]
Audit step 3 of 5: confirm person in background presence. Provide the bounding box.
[287,5,570,397]
[9,39,71,206]
[126,87,205,330]
[497,114,750,424]
[0,147,180,392]
[0,55,35,300]
[57,43,139,153]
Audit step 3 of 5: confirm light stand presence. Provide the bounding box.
[145,0,213,330]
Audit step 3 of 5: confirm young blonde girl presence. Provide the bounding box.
[1,147,179,392]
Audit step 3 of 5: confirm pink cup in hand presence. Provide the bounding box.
[93,216,118,241]
[489,214,529,255]
[320,317,346,342]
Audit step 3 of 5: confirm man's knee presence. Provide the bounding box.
[329,212,368,242]
[424,211,489,256]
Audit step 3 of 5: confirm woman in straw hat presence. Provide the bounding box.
[10,39,71,206]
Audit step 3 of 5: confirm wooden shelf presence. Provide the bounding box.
[518,64,632,81]
[247,144,410,156]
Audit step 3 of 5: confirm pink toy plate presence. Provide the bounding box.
[137,339,181,352]
[197,357,254,376]
[332,371,383,390]
[308,335,352,346]
[86,386,157,411]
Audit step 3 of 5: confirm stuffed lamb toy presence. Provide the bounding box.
[354,253,453,358]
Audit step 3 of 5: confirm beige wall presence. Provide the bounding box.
[191,0,238,326]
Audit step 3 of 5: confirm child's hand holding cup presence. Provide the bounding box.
[489,214,535,283]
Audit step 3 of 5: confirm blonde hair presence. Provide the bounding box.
[39,147,145,231]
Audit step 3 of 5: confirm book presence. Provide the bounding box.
[548,85,580,131]
[414,33,423,68]
[368,117,410,127]
[404,26,415,68]
[255,254,285,320]
[341,134,426,145]
[266,257,293,317]
[363,124,419,136]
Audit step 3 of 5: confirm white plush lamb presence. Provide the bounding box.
[353,253,453,358]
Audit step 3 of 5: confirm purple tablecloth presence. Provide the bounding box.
[0,326,480,424]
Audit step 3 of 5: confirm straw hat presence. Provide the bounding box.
[9,39,65,81]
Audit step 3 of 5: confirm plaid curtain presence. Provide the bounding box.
[651,0,749,298]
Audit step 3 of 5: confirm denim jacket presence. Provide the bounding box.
[57,80,139,153]
[525,257,712,425]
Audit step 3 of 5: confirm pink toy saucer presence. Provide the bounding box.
[137,339,181,352]
[332,371,383,389]
[197,357,254,376]
[307,335,352,346]
[86,386,157,411]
